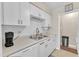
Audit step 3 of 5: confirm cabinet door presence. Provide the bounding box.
[45,38,57,57]
[21,47,33,57]
[45,39,52,57]
[20,3,30,26]
[31,43,39,57]
[38,9,45,19]
[44,13,51,27]
[10,44,39,57]
[38,40,47,57]
[52,37,57,49]
[22,44,39,57]
[30,4,39,17]
[10,47,33,57]
[3,2,20,25]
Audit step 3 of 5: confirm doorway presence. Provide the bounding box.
[60,11,79,54]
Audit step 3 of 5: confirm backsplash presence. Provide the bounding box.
[2,20,45,45]
[20,20,44,36]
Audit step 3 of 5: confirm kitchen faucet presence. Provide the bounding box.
[36,28,40,38]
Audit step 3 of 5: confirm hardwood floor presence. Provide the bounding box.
[60,45,78,54]
[49,49,78,57]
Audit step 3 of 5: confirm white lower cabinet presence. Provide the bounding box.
[46,38,56,56]
[45,39,54,56]
[10,43,39,57]
[38,38,56,57]
[38,40,47,57]
[9,37,57,57]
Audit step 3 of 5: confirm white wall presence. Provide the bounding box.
[31,2,51,15]
[61,12,78,48]
[51,2,79,49]
[0,2,2,56]
[51,7,64,49]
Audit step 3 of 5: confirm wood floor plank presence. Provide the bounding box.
[60,45,78,54]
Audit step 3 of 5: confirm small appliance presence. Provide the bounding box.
[5,32,14,47]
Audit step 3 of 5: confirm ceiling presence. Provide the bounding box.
[45,2,70,10]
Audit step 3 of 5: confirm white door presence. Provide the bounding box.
[3,2,20,25]
[20,2,30,26]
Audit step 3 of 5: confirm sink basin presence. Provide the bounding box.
[29,36,37,39]
[29,35,48,40]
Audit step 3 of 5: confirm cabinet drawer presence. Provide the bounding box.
[10,46,33,57]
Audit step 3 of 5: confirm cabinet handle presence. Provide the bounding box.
[39,14,41,17]
[40,42,44,45]
[22,21,23,24]
[22,49,30,53]
[18,20,20,24]
[21,20,22,24]
[45,44,48,48]
[48,39,51,41]
[21,21,23,24]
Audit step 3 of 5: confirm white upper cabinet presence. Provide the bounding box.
[20,3,30,26]
[44,13,51,27]
[2,2,30,26]
[30,4,45,20]
[30,4,51,27]
[3,2,20,25]
[39,9,46,19]
[30,4,39,17]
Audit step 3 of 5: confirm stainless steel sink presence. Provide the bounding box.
[29,35,48,40]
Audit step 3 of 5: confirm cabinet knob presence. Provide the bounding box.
[45,44,48,48]
[18,20,20,24]
[48,39,51,41]
[40,42,44,45]
[21,20,22,24]
[39,14,41,16]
